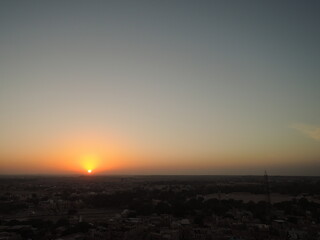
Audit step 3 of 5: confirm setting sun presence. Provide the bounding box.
[80,154,100,173]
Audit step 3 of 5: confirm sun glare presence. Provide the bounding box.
[80,154,100,174]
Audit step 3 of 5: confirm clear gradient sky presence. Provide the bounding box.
[1,0,320,175]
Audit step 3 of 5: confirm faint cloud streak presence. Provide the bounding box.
[290,124,320,141]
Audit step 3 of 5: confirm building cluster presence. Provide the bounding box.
[0,176,320,240]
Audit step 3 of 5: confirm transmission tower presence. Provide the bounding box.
[264,170,271,205]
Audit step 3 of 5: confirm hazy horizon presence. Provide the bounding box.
[1,0,320,175]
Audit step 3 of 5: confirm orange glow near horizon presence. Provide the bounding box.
[3,129,317,175]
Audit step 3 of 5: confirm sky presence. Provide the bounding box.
[0,0,320,175]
